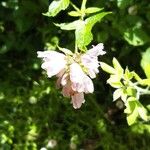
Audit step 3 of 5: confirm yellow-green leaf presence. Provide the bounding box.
[141,47,150,78]
[43,0,70,17]
[85,7,103,14]
[100,62,116,74]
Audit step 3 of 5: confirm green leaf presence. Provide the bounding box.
[76,12,111,49]
[54,20,82,30]
[112,57,124,76]
[43,0,70,17]
[85,7,104,14]
[125,97,148,125]
[127,108,138,125]
[107,75,123,88]
[140,79,150,86]
[100,62,116,74]
[136,101,148,121]
[126,87,136,97]
[123,27,149,46]
[133,71,142,82]
[68,11,81,17]
[113,88,122,101]
[121,91,127,103]
[124,68,133,80]
[124,97,138,125]
[124,97,137,114]
[141,47,150,78]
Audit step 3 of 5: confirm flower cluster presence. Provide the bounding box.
[37,43,105,109]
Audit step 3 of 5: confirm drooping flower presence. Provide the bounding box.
[37,43,105,109]
[81,43,106,79]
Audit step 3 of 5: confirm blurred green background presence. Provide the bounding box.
[0,0,150,149]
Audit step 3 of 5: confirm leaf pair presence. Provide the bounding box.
[124,97,148,125]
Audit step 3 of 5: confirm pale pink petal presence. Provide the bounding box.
[71,93,85,109]
[37,51,66,78]
[71,83,84,93]
[56,76,62,89]
[61,73,69,86]
[62,82,74,97]
[81,56,99,79]
[83,75,94,93]
[70,63,85,83]
[56,70,65,88]
[86,43,105,57]
[70,63,85,92]
[56,69,65,77]
[81,44,104,79]
[37,51,65,59]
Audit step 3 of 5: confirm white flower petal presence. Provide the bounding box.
[81,44,105,79]
[37,51,66,78]
[70,63,85,92]
[71,83,84,92]
[71,93,85,109]
[86,43,105,57]
[83,75,94,93]
[37,51,65,59]
[70,63,85,83]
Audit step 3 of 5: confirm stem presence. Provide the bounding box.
[81,0,87,11]
[75,41,78,53]
[81,0,87,20]
[131,82,150,96]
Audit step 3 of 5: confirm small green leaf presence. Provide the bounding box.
[121,91,127,103]
[133,71,142,82]
[136,101,148,121]
[68,11,81,17]
[76,12,111,49]
[54,20,82,30]
[124,97,138,125]
[141,47,150,78]
[113,88,122,101]
[126,87,136,97]
[43,0,70,17]
[100,62,116,74]
[127,108,138,125]
[124,68,133,80]
[113,57,124,76]
[140,79,150,86]
[85,7,103,14]
[124,97,136,114]
[107,75,123,88]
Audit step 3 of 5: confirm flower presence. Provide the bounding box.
[37,43,105,109]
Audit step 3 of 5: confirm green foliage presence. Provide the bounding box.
[117,0,133,9]
[123,27,149,46]
[1,0,150,149]
[141,48,150,78]
[101,58,150,125]
[43,0,70,17]
[75,12,111,49]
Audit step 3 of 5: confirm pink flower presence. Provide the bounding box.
[37,43,105,109]
[81,43,106,79]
